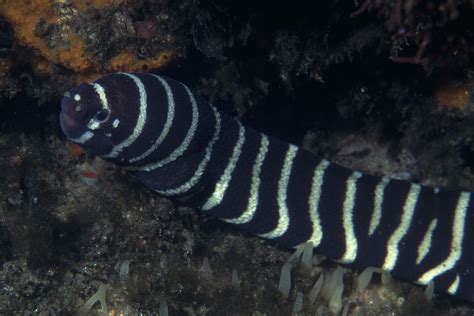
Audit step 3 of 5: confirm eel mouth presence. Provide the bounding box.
[59,111,83,140]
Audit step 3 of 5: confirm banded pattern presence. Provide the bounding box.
[60,72,474,303]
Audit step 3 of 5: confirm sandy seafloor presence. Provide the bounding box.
[1,0,474,315]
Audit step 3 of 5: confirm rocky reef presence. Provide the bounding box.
[1,0,474,314]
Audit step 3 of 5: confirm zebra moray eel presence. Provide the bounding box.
[59,72,474,302]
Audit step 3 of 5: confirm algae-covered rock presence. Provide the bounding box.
[1,0,474,314]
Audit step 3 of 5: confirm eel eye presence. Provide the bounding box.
[94,109,110,123]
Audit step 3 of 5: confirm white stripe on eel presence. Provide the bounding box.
[258,144,298,239]
[92,83,110,110]
[202,122,246,211]
[103,73,148,159]
[87,83,111,130]
[128,75,176,163]
[338,171,362,263]
[383,183,421,271]
[70,131,94,144]
[368,177,390,236]
[222,134,269,224]
[448,275,461,295]
[126,83,199,171]
[417,192,470,286]
[416,218,438,265]
[306,159,330,248]
[154,107,222,196]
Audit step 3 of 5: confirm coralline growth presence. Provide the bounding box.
[351,0,474,70]
[0,0,179,81]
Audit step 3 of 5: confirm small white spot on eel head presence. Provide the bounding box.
[74,94,81,101]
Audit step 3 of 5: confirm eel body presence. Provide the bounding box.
[59,72,474,302]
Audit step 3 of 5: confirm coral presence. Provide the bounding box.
[0,0,179,79]
[0,0,94,72]
[1,0,474,314]
[435,79,474,110]
[71,0,125,11]
[351,0,474,70]
[78,283,108,315]
[0,59,10,74]
[109,50,177,72]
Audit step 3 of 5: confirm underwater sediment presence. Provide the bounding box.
[1,0,474,314]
